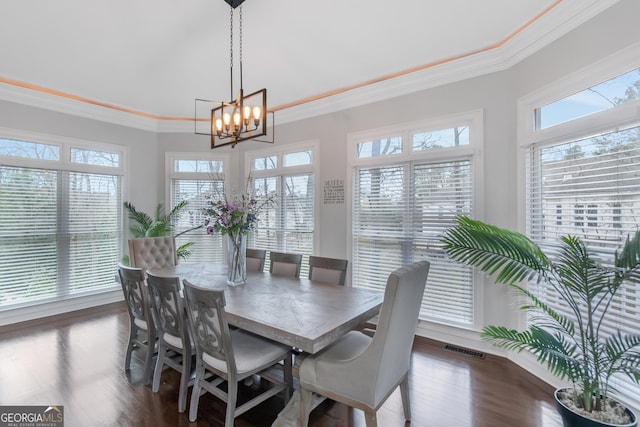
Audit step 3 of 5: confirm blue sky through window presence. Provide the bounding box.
[538,68,640,129]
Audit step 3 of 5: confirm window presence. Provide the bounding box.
[521,49,640,406]
[167,154,227,262]
[537,67,640,129]
[249,146,315,275]
[0,135,123,309]
[350,112,482,328]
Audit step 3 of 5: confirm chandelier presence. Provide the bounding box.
[195,0,274,148]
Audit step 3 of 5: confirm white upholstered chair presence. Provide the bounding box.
[128,236,178,270]
[246,248,267,272]
[308,256,348,286]
[146,272,194,413]
[117,263,156,385]
[269,251,303,278]
[182,279,293,425]
[299,260,430,427]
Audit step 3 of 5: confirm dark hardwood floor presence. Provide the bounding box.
[0,302,564,426]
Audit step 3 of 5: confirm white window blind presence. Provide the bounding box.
[1,166,58,305]
[252,173,314,276]
[170,178,224,262]
[352,159,474,326]
[527,125,640,405]
[0,161,122,309]
[168,157,226,263]
[67,171,121,293]
[250,147,315,275]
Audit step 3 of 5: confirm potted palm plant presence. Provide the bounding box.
[441,216,640,427]
[123,200,201,262]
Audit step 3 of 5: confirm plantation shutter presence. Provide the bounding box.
[526,124,640,404]
[170,178,224,262]
[352,159,474,326]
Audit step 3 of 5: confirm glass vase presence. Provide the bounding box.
[226,232,247,286]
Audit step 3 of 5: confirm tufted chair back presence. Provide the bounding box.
[128,236,178,270]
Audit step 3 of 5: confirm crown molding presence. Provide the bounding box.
[0,83,161,132]
[0,0,620,133]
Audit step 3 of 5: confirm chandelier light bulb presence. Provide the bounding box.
[223,113,231,130]
[243,105,252,127]
[252,106,261,126]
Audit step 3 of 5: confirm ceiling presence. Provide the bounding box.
[0,0,620,131]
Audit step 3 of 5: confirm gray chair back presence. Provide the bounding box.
[182,279,237,374]
[297,260,430,426]
[146,271,193,412]
[246,248,267,272]
[308,256,348,285]
[366,260,430,401]
[182,279,293,424]
[118,263,154,332]
[117,263,156,384]
[146,272,189,350]
[128,236,178,270]
[269,251,303,278]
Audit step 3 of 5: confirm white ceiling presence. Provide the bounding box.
[0,0,620,131]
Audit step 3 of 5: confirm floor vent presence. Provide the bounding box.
[444,344,485,359]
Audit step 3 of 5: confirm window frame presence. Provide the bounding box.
[517,41,640,407]
[347,110,484,330]
[245,141,318,274]
[0,127,126,311]
[165,151,230,262]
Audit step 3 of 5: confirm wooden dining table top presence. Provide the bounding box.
[148,262,383,354]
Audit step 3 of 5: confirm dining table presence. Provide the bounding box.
[148,262,383,354]
[149,261,384,426]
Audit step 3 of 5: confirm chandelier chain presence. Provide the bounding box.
[239,6,243,64]
[229,7,233,73]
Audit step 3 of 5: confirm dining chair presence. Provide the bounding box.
[269,251,303,278]
[117,263,156,385]
[146,272,194,413]
[182,279,293,425]
[246,248,267,272]
[128,236,178,270]
[298,260,430,427]
[308,256,349,286]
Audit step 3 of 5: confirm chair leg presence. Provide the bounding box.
[143,334,156,386]
[177,352,192,413]
[152,343,165,393]
[400,376,411,420]
[225,380,238,427]
[299,388,314,427]
[364,410,378,427]
[189,365,204,422]
[124,323,135,370]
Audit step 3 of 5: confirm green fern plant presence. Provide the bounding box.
[441,216,640,414]
[123,200,202,261]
